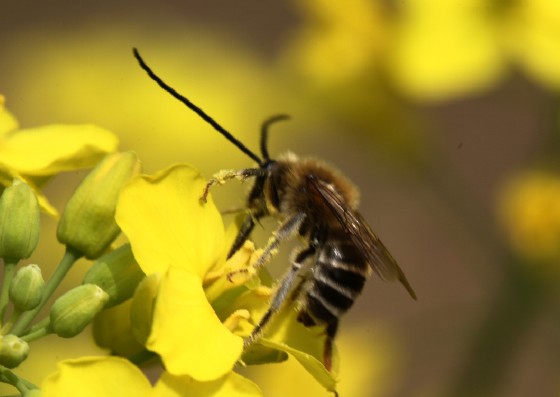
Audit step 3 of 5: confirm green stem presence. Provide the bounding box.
[28,316,50,334]
[0,260,18,325]
[10,247,82,336]
[20,324,52,343]
[0,366,37,394]
[0,307,21,334]
[443,261,553,397]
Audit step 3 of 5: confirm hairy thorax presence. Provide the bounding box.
[265,152,360,228]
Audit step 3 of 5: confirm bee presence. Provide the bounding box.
[133,48,416,371]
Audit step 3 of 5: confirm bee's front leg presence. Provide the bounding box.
[200,167,265,203]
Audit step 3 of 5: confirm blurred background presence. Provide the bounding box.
[1,0,559,396]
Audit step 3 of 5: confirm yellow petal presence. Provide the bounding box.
[148,267,243,381]
[0,168,58,216]
[1,124,118,175]
[228,288,338,392]
[154,371,262,397]
[116,164,225,278]
[258,308,338,393]
[0,96,19,136]
[248,326,398,397]
[42,356,152,397]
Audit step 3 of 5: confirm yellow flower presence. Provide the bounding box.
[286,0,560,100]
[0,96,118,215]
[283,0,390,86]
[41,356,262,397]
[115,165,241,381]
[389,0,503,100]
[497,170,560,266]
[114,164,338,393]
[390,0,560,99]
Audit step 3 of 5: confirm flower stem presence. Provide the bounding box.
[0,307,21,334]
[20,324,52,343]
[10,247,82,336]
[0,366,37,394]
[28,316,50,334]
[0,259,17,325]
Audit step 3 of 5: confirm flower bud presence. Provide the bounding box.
[83,244,145,308]
[130,273,160,346]
[50,284,109,338]
[57,151,141,259]
[0,334,29,368]
[9,264,45,311]
[93,300,144,357]
[0,179,40,262]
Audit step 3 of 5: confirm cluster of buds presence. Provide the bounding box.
[0,152,143,373]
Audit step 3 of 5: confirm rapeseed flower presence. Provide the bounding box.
[0,96,118,215]
[114,164,338,393]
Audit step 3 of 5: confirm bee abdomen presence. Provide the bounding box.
[298,239,369,327]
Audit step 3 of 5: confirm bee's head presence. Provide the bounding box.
[241,115,289,213]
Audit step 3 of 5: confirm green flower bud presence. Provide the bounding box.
[83,244,145,308]
[130,273,160,346]
[0,334,30,368]
[50,284,109,338]
[0,180,40,262]
[9,264,45,311]
[57,151,141,259]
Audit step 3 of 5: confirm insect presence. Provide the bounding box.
[133,48,416,371]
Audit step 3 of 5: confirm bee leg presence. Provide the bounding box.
[200,167,266,203]
[227,212,306,281]
[323,320,338,372]
[252,212,306,271]
[227,212,261,259]
[244,244,316,348]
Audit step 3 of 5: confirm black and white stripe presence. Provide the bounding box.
[296,239,370,335]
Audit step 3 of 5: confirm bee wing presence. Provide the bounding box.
[310,177,417,299]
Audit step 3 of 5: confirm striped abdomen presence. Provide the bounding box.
[296,236,371,334]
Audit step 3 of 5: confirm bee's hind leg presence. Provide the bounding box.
[323,320,338,372]
[244,244,316,349]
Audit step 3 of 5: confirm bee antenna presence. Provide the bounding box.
[133,48,263,165]
[260,114,290,162]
